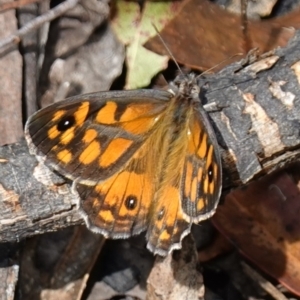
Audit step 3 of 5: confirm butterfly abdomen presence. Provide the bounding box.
[145,96,196,254]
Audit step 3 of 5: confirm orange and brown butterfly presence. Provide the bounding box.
[24,73,222,256]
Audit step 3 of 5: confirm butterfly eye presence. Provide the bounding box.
[125,196,138,210]
[208,164,214,183]
[57,116,75,131]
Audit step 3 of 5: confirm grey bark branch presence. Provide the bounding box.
[0,141,83,243]
[205,32,300,185]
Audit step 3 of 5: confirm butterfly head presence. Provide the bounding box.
[170,73,200,103]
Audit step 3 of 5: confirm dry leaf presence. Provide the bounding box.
[145,0,295,71]
[213,164,300,296]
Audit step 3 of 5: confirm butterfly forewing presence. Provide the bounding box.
[25,91,171,184]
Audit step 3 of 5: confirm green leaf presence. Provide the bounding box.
[111,1,179,89]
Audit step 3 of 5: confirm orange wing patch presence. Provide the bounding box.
[99,138,133,168]
[197,197,205,211]
[47,126,60,140]
[119,102,163,122]
[197,133,208,158]
[59,127,75,145]
[52,110,66,121]
[96,101,117,124]
[83,129,98,143]
[57,149,72,164]
[73,102,90,126]
[120,116,159,135]
[79,140,101,165]
[95,101,165,129]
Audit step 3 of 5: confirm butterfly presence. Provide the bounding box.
[24,73,222,256]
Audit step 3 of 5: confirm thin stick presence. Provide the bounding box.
[0,0,79,55]
[241,261,289,300]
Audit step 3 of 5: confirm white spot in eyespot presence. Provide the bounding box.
[187,129,191,136]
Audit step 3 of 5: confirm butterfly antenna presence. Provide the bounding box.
[152,23,184,76]
[198,53,243,77]
[152,24,242,78]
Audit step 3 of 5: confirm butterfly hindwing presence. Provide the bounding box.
[76,163,153,238]
[181,106,222,221]
[146,183,192,255]
[75,129,161,238]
